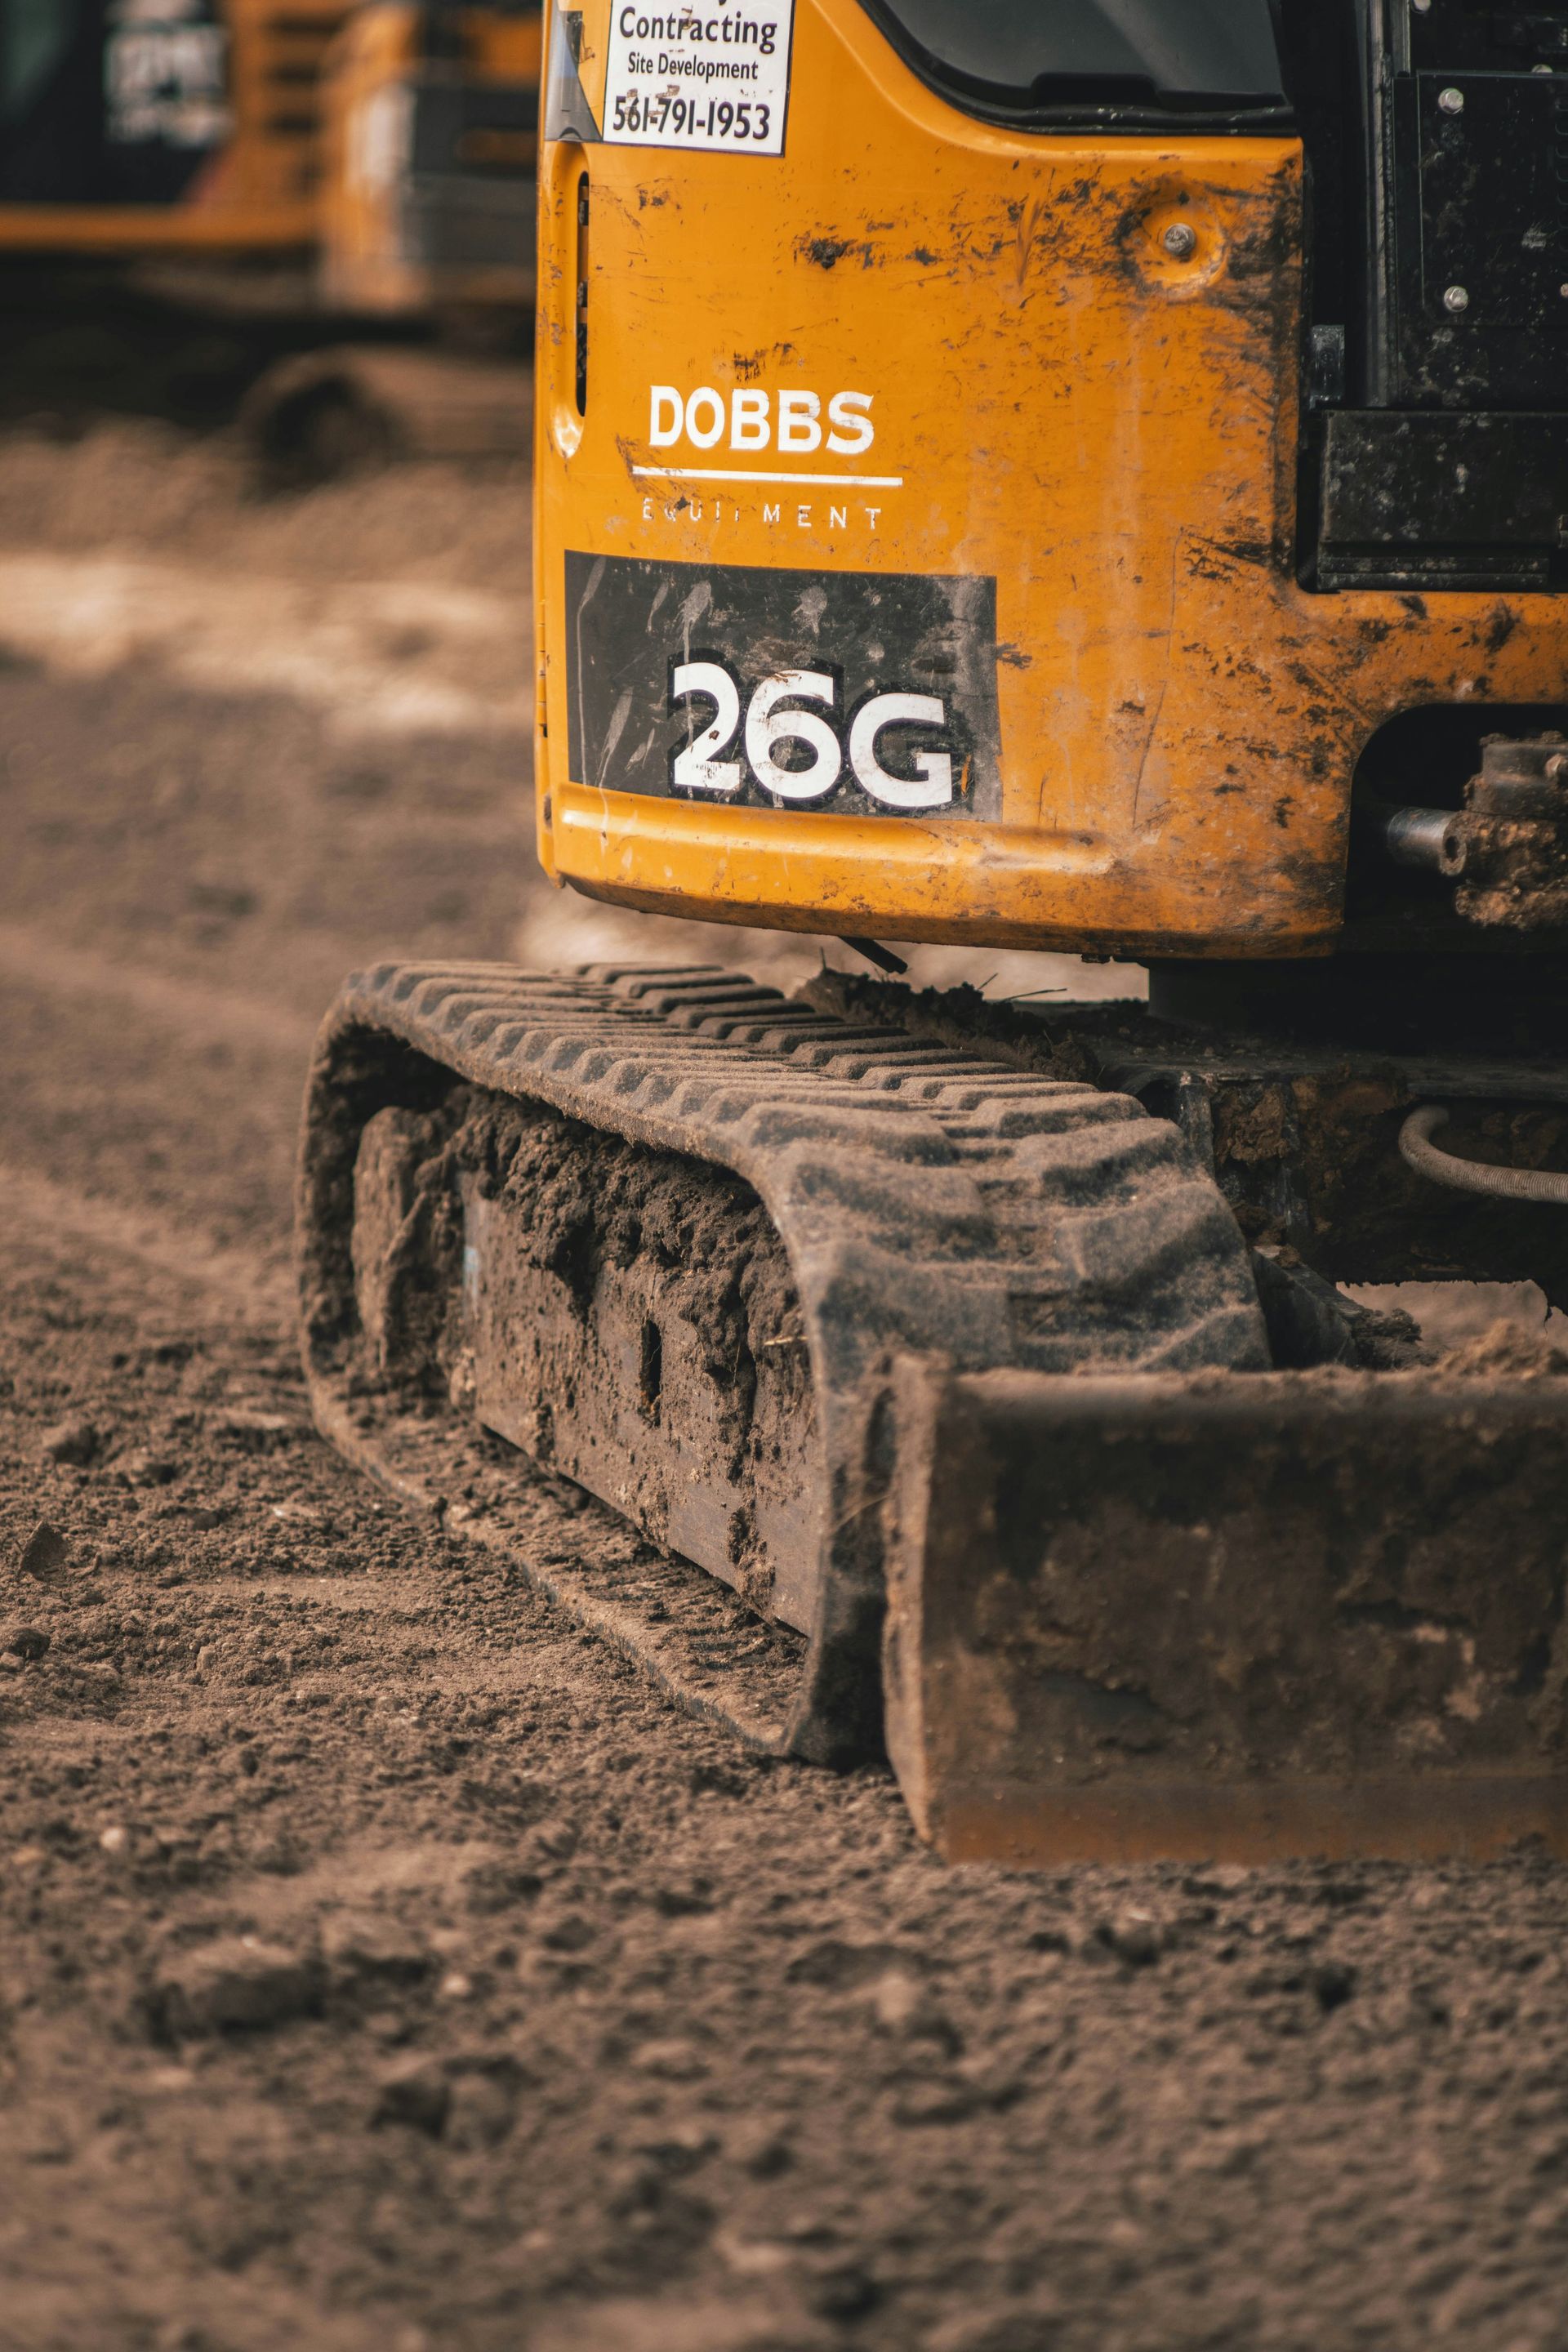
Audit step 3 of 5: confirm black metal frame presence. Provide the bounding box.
[1300,0,1568,590]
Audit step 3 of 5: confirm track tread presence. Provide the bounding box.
[299,960,1269,1763]
[308,959,1267,1383]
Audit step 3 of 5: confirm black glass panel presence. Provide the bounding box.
[858,0,1287,125]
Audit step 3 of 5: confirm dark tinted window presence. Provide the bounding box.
[860,0,1288,127]
[2,0,82,124]
[0,0,230,204]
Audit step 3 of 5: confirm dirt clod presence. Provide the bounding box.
[808,2265,882,2323]
[1097,1912,1162,1967]
[1310,1960,1357,2011]
[321,1911,432,1987]
[154,1936,320,2038]
[17,1517,70,1584]
[120,1449,180,1486]
[631,2037,709,2082]
[217,1407,303,1448]
[40,1415,97,1465]
[374,2059,452,2137]
[443,2068,519,2152]
[3,1624,50,1660]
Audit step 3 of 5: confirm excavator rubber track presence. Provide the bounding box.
[240,347,532,485]
[298,962,1568,1862]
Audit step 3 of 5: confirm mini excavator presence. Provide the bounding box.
[0,0,360,257]
[0,0,541,469]
[300,0,1568,1864]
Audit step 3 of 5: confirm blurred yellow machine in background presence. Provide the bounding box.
[321,0,541,325]
[0,1,541,468]
[0,0,354,256]
[0,0,540,323]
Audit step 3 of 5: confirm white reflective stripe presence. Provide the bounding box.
[848,692,954,809]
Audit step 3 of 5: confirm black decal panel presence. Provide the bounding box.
[564,551,1001,822]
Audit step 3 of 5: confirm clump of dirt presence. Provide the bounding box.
[1436,1315,1568,1380]
[466,1090,802,1396]
[349,1094,472,1396]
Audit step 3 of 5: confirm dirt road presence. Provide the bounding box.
[1,421,1564,2352]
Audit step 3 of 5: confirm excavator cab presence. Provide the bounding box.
[297,2,1568,1865]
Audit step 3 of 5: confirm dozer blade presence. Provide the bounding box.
[883,1363,1568,1864]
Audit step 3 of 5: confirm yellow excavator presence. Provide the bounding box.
[319,0,540,323]
[247,0,545,472]
[0,1,541,464]
[299,0,1568,1866]
[0,1,354,256]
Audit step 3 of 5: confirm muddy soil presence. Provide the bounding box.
[0,412,1564,2352]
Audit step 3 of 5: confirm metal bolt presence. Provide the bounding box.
[1438,86,1464,114]
[1161,221,1198,261]
[1443,283,1470,314]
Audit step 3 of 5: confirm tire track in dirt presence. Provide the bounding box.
[0,956,304,1272]
[0,921,317,1063]
[0,1161,291,1328]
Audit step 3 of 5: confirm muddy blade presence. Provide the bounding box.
[884,1362,1568,1864]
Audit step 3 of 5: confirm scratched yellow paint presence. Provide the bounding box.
[534,0,1568,958]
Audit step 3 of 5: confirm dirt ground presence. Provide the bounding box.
[2,396,1566,2352]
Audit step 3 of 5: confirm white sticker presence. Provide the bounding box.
[602,2,794,156]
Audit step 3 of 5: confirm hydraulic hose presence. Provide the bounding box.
[1398,1104,1568,1205]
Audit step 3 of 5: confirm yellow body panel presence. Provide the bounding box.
[534,0,1568,959]
[0,1,353,256]
[0,204,313,252]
